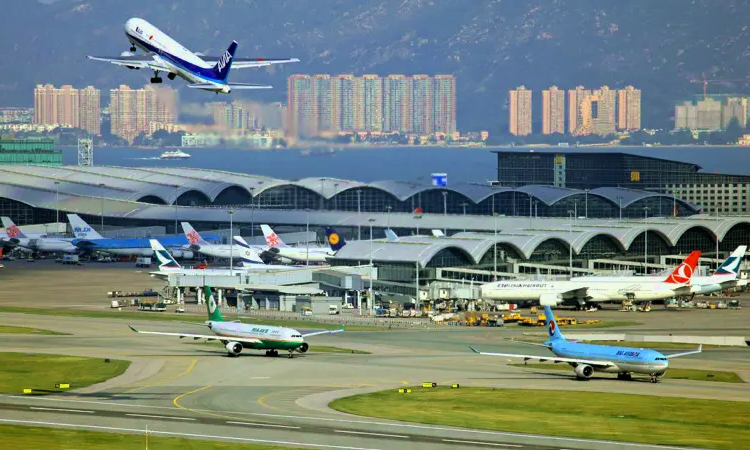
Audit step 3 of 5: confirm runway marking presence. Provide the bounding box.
[6,395,698,449]
[0,418,383,450]
[334,430,408,439]
[29,407,94,414]
[172,384,213,410]
[125,413,196,421]
[117,358,198,396]
[401,380,409,385]
[226,420,300,429]
[443,439,522,447]
[257,387,314,412]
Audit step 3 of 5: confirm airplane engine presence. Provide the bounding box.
[225,342,243,356]
[170,249,194,259]
[297,343,309,353]
[119,51,139,69]
[574,364,594,380]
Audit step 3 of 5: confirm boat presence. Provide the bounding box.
[159,149,191,160]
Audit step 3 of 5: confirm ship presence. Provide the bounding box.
[159,149,191,160]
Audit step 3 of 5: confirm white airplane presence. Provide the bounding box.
[1,217,78,254]
[573,246,748,295]
[88,18,299,94]
[181,222,266,264]
[260,224,333,263]
[481,251,701,305]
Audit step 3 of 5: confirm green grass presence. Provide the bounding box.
[0,306,383,331]
[509,363,745,383]
[0,425,301,450]
[0,325,69,336]
[329,387,750,449]
[0,352,131,395]
[186,341,370,354]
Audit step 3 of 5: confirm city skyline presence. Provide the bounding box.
[33,84,101,136]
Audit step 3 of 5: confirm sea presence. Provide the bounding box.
[59,145,750,183]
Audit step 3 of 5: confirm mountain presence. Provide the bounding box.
[4,0,750,132]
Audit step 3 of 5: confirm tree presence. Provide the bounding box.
[724,117,745,144]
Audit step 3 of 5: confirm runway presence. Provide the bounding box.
[0,311,748,449]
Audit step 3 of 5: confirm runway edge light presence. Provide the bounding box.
[22,388,32,394]
[398,388,412,393]
[451,384,460,388]
[422,382,437,388]
[55,383,70,389]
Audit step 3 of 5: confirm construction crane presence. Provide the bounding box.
[689,73,750,100]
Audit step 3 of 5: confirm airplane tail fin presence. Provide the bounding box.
[233,236,265,265]
[385,229,399,242]
[431,229,445,238]
[149,239,181,270]
[714,245,747,276]
[1,217,27,239]
[205,285,225,322]
[181,222,210,247]
[211,41,238,82]
[542,305,566,342]
[260,224,288,248]
[324,227,346,252]
[664,250,701,284]
[67,214,104,240]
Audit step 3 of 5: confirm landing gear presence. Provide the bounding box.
[650,373,662,383]
[129,43,136,52]
[150,70,163,84]
[617,373,632,381]
[287,351,294,359]
[167,72,176,80]
[265,350,279,357]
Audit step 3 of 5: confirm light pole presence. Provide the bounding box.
[584,189,589,219]
[493,213,498,281]
[333,182,339,211]
[617,195,623,221]
[368,217,376,315]
[356,189,362,240]
[643,206,650,274]
[534,200,538,218]
[305,208,310,266]
[229,209,234,273]
[98,183,106,233]
[54,180,60,231]
[567,210,574,276]
[386,205,392,230]
[461,202,467,231]
[442,191,447,235]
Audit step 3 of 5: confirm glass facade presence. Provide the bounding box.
[0,138,62,166]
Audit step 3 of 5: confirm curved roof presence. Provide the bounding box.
[515,185,586,205]
[294,177,366,199]
[590,186,674,208]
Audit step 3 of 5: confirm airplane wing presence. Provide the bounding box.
[87,54,170,71]
[302,327,345,338]
[665,345,702,359]
[469,346,616,368]
[204,57,300,69]
[128,326,262,345]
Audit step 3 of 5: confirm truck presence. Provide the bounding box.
[135,257,151,268]
[329,305,340,315]
[62,255,79,265]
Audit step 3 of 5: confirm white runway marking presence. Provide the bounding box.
[29,407,94,414]
[227,420,300,429]
[334,430,408,439]
[443,439,522,447]
[125,413,195,421]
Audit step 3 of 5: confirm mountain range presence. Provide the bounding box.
[4,0,750,132]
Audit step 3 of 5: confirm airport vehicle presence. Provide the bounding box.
[573,246,748,295]
[480,251,702,305]
[181,222,266,265]
[68,214,201,258]
[1,217,78,254]
[260,224,333,263]
[470,304,702,383]
[135,257,152,268]
[88,18,299,94]
[159,149,191,159]
[129,285,344,357]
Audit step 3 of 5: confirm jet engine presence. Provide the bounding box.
[170,249,194,259]
[120,51,139,70]
[574,364,594,380]
[297,342,309,353]
[225,342,243,356]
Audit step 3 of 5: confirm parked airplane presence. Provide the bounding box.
[480,251,702,305]
[261,224,333,263]
[470,304,702,383]
[88,18,299,94]
[1,217,78,254]
[181,222,267,265]
[68,214,200,257]
[129,285,343,357]
[573,246,748,295]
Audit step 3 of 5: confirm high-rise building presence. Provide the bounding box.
[213,102,258,130]
[110,85,176,143]
[675,101,698,130]
[383,75,411,133]
[509,86,532,136]
[361,75,383,132]
[411,75,433,134]
[433,75,456,135]
[33,84,56,126]
[311,74,333,133]
[617,85,641,131]
[286,75,313,138]
[110,85,137,142]
[696,98,722,130]
[722,97,748,129]
[54,85,80,128]
[590,85,616,135]
[79,86,101,136]
[568,85,591,135]
[542,86,565,135]
[335,75,361,131]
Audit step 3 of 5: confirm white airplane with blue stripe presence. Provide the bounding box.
[88,18,299,94]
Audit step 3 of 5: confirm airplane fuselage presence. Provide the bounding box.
[550,341,669,375]
[573,274,742,295]
[209,321,304,351]
[481,280,683,303]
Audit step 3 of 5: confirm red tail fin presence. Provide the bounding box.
[664,250,701,284]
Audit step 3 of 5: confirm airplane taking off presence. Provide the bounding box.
[88,18,300,94]
[573,246,748,296]
[130,285,344,357]
[481,251,702,306]
[1,217,77,254]
[470,304,702,383]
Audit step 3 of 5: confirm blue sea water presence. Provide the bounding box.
[60,145,750,183]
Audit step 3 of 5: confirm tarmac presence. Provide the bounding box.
[1,260,750,449]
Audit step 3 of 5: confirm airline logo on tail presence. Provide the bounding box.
[186,230,200,244]
[324,227,346,252]
[260,225,286,248]
[149,239,181,269]
[715,246,747,276]
[6,224,21,238]
[207,289,217,314]
[213,41,238,81]
[181,222,209,247]
[664,250,701,284]
[233,236,265,265]
[548,319,557,337]
[67,214,104,240]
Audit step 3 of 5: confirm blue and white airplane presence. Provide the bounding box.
[470,304,702,383]
[88,18,299,94]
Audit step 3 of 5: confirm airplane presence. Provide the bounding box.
[129,285,344,357]
[68,214,203,258]
[573,246,748,296]
[181,222,269,264]
[480,251,702,305]
[88,18,299,94]
[470,304,702,383]
[1,217,78,254]
[261,224,334,263]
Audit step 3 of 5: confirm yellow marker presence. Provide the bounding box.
[55,383,70,389]
[398,388,412,393]
[451,384,460,388]
[23,389,32,394]
[422,382,436,388]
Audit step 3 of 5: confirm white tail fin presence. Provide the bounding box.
[67,214,104,240]
[1,217,27,239]
[431,229,445,237]
[149,239,181,270]
[260,224,288,248]
[385,229,400,242]
[181,222,210,246]
[233,236,265,265]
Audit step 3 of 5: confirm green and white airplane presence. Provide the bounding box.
[129,286,344,358]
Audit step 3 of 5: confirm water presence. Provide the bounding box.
[60,145,750,182]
